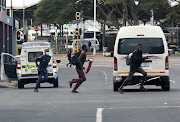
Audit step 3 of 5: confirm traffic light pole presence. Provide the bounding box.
[77,23,79,52]
[93,0,96,56]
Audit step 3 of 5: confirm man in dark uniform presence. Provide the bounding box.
[118,44,148,94]
[34,49,51,92]
[68,45,88,93]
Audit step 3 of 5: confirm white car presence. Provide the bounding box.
[113,26,170,91]
[1,41,60,88]
[68,38,100,51]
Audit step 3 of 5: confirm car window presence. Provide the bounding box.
[118,38,165,54]
[28,52,43,62]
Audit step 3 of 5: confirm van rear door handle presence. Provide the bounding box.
[144,60,152,62]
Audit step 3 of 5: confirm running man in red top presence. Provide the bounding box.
[68,45,88,93]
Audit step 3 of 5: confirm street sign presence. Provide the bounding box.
[34,27,39,32]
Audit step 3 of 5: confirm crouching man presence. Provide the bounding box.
[34,49,51,92]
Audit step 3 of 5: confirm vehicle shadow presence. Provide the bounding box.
[122,88,180,93]
[20,85,68,89]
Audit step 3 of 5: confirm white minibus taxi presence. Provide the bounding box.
[113,26,170,91]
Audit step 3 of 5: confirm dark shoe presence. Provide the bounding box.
[34,89,39,92]
[68,81,72,88]
[71,90,79,93]
[139,87,147,91]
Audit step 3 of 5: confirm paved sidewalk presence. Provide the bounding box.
[0,81,17,88]
[54,52,113,68]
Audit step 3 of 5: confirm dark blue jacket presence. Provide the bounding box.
[36,55,51,71]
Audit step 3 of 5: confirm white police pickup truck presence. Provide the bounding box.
[1,41,60,88]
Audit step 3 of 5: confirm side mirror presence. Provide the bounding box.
[56,60,61,63]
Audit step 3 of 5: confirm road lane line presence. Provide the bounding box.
[98,70,108,84]
[105,106,180,109]
[96,108,104,122]
[170,80,176,83]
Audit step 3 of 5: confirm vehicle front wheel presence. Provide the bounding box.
[161,76,170,91]
[53,78,59,88]
[18,80,24,89]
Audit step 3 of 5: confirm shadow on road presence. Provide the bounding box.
[121,88,180,93]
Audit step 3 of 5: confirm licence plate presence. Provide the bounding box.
[141,63,149,67]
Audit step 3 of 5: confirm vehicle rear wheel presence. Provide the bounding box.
[53,78,59,88]
[18,80,24,89]
[161,76,170,91]
[113,79,122,92]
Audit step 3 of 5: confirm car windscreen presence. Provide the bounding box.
[28,52,43,62]
[118,38,165,54]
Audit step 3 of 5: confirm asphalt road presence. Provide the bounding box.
[0,55,180,122]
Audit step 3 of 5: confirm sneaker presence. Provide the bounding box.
[71,90,79,93]
[34,89,39,92]
[68,81,72,88]
[139,87,147,91]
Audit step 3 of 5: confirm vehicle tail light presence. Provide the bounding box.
[114,57,117,71]
[53,61,57,68]
[17,62,21,69]
[165,56,169,70]
[137,35,144,36]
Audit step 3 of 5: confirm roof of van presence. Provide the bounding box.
[22,41,50,48]
[118,26,165,38]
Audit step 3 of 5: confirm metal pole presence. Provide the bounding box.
[23,0,25,36]
[77,23,79,52]
[10,0,13,17]
[151,10,154,26]
[55,27,58,54]
[36,31,38,41]
[77,35,79,52]
[93,0,96,56]
[66,28,68,53]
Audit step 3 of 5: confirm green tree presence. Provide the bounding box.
[34,0,77,25]
[34,0,180,29]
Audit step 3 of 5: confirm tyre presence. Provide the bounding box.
[18,80,24,89]
[161,76,170,91]
[113,79,122,92]
[53,78,59,88]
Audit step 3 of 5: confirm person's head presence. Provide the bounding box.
[44,49,50,56]
[82,45,88,52]
[137,44,142,51]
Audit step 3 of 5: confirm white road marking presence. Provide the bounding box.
[98,70,108,84]
[170,80,176,83]
[96,108,104,122]
[105,106,180,110]
[164,102,167,105]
